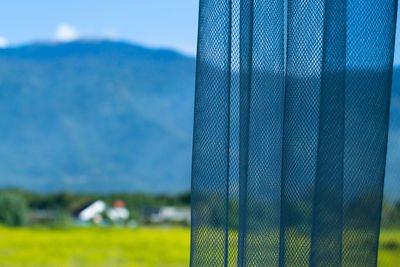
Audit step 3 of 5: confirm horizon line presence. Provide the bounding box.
[0,38,197,57]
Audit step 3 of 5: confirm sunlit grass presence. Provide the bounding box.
[378,228,400,266]
[0,226,398,266]
[0,226,190,267]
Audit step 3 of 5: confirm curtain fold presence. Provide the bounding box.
[190,0,398,266]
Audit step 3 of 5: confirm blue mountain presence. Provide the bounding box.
[0,40,397,201]
[0,40,195,193]
[385,67,400,202]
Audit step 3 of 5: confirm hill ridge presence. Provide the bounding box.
[0,40,196,193]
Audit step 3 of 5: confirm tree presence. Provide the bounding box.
[0,192,28,227]
[50,209,74,229]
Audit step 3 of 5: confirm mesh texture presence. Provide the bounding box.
[190,0,398,266]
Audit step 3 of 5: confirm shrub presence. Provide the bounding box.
[0,192,28,227]
[50,209,74,229]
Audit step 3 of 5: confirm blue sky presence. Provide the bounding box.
[0,1,398,63]
[0,0,200,55]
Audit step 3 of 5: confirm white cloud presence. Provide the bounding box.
[55,24,79,42]
[0,36,9,48]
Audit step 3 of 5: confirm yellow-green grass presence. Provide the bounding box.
[0,226,398,266]
[0,227,190,267]
[378,229,400,266]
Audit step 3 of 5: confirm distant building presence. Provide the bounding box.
[107,200,130,222]
[28,210,56,224]
[149,206,190,224]
[75,200,106,222]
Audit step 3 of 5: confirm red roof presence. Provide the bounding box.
[113,200,125,208]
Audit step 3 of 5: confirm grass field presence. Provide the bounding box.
[379,229,400,266]
[0,227,190,267]
[0,226,398,266]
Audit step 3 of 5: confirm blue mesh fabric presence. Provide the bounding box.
[190,0,398,266]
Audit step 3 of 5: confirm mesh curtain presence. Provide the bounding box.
[190,0,398,266]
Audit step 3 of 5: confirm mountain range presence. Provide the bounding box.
[0,40,195,193]
[0,40,398,201]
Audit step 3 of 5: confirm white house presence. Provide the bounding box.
[149,206,190,224]
[107,200,130,222]
[77,200,106,221]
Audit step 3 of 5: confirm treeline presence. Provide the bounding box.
[382,201,400,228]
[0,188,190,227]
[1,188,399,229]
[25,190,188,211]
[195,193,400,230]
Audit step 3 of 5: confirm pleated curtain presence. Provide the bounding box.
[190,0,398,266]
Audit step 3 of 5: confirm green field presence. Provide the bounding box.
[379,229,400,266]
[0,227,190,267]
[0,227,398,266]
